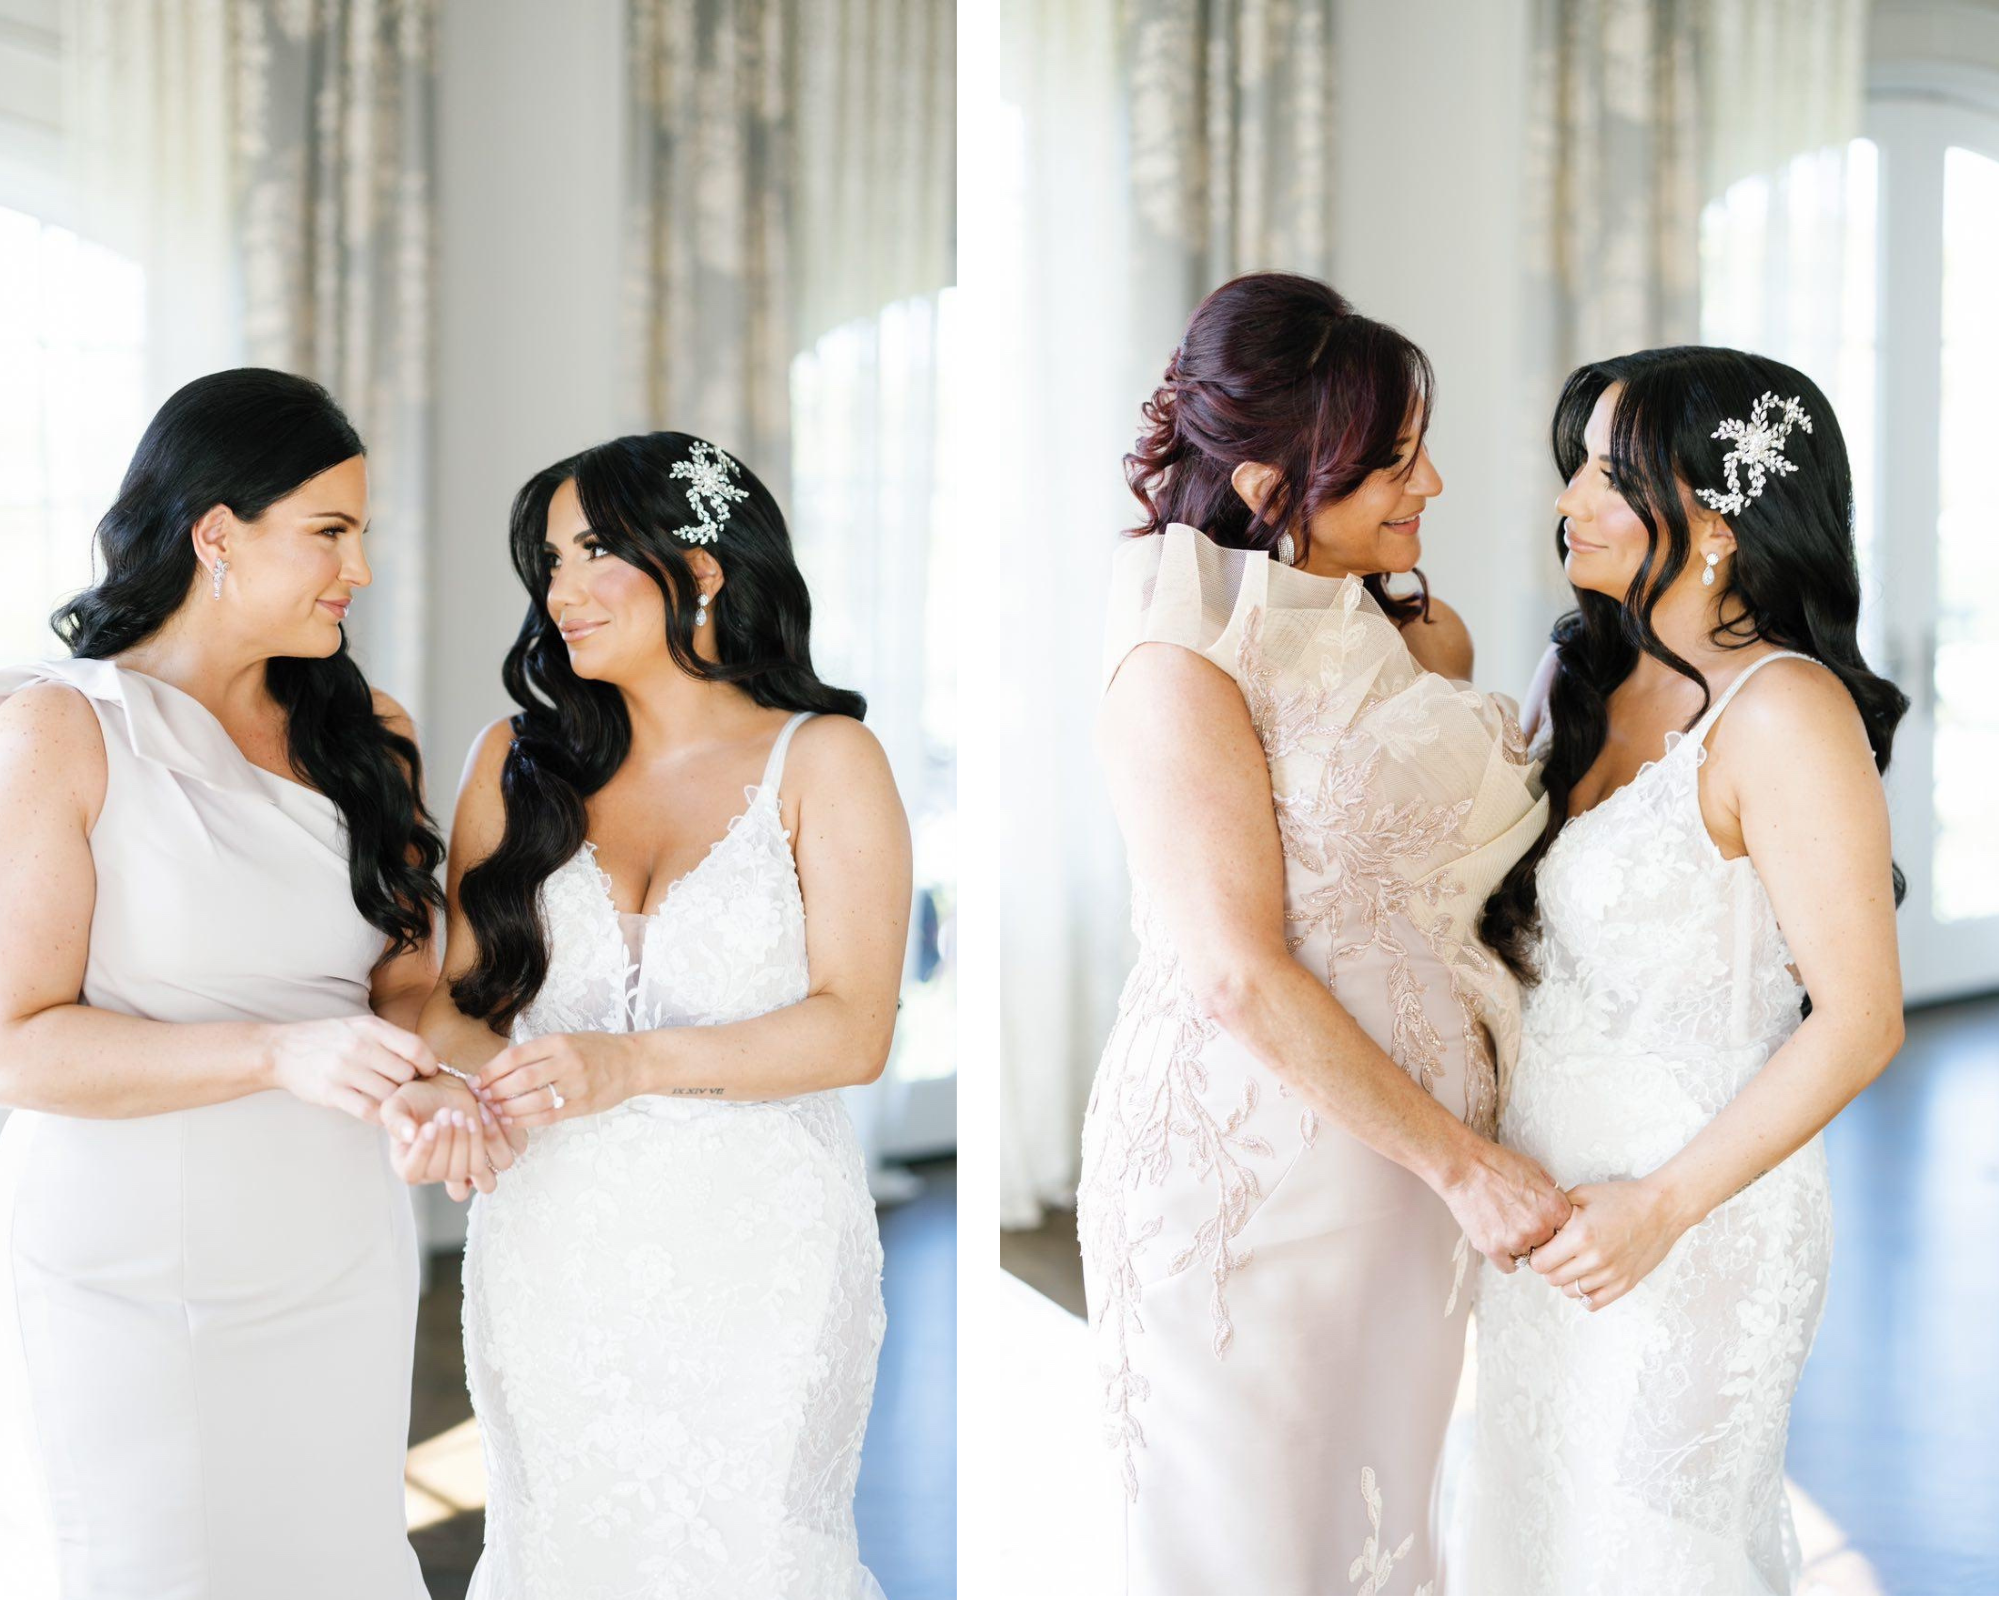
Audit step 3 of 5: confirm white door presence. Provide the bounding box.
[1866,90,1999,1004]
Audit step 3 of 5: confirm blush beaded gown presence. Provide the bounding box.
[1078,526,1547,1595]
[1454,651,1831,1596]
[460,711,887,1600]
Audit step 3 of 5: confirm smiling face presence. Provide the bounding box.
[200,454,372,658]
[541,476,722,683]
[1300,419,1443,578]
[1557,383,1735,603]
[1234,407,1443,579]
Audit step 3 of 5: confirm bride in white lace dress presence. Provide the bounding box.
[407,433,911,1599]
[1454,350,1908,1595]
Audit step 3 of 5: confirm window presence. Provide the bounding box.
[0,204,146,662]
[1700,64,1999,1000]
[789,290,958,1149]
[1933,143,1997,922]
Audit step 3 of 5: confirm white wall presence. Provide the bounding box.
[1333,0,1556,705]
[417,0,629,1247]
[428,0,629,785]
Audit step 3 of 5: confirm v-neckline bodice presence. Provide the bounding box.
[1561,649,1811,828]
[1553,649,1818,875]
[579,780,784,928]
[569,707,814,925]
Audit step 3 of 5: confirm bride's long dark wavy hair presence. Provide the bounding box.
[52,367,444,959]
[1480,346,1908,980]
[452,432,866,1030]
[1124,270,1435,625]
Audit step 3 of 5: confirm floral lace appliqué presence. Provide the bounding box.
[462,747,886,1598]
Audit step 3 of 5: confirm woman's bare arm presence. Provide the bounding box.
[0,685,429,1119]
[1100,642,1570,1268]
[1530,661,1904,1310]
[481,716,913,1120]
[1401,594,1475,681]
[1654,662,1903,1215]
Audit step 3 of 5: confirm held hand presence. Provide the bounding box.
[1527,1180,1688,1312]
[476,1032,637,1129]
[270,1014,441,1123]
[442,1114,530,1202]
[383,1075,516,1195]
[1437,1137,1575,1271]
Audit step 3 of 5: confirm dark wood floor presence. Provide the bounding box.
[407,1156,956,1599]
[1788,997,1998,1596]
[1002,998,1999,1596]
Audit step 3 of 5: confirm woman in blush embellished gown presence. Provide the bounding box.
[416,433,910,1599]
[0,369,509,1599]
[1079,272,1571,1596]
[1456,349,1907,1595]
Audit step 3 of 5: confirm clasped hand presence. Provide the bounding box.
[1440,1139,1573,1271]
[1525,1178,1686,1313]
[383,1073,525,1200]
[474,1031,637,1129]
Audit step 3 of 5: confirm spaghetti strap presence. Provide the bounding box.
[1690,650,1818,745]
[759,710,815,795]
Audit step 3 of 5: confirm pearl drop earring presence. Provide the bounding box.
[1702,551,1720,588]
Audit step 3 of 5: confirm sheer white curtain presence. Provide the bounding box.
[61,0,239,401]
[628,0,956,1176]
[625,0,955,498]
[988,0,1340,1229]
[1696,0,1871,560]
[790,295,957,1177]
[62,0,438,706]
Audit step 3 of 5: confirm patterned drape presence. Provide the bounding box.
[235,0,438,710]
[1124,0,1338,341]
[624,0,956,507]
[64,0,438,709]
[1520,0,1866,622]
[1696,0,1868,406]
[1525,0,1702,382]
[993,0,1340,1230]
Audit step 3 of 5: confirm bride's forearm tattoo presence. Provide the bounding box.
[1727,1168,1768,1203]
[667,1086,726,1097]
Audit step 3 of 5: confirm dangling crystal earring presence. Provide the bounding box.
[1701,551,1719,588]
[695,590,709,627]
[1275,533,1295,567]
[211,558,228,600]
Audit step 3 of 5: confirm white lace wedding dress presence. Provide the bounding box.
[460,711,887,1600]
[1454,652,1831,1595]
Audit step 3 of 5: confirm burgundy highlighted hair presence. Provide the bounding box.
[1125,271,1436,625]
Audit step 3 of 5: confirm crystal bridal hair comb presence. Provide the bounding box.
[668,439,751,545]
[1695,391,1813,518]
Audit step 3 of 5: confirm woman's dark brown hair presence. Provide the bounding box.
[1124,271,1436,624]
